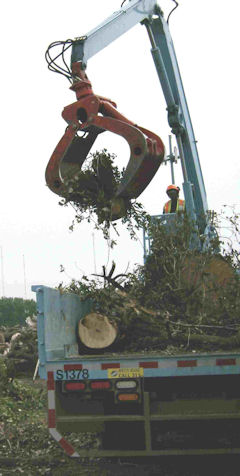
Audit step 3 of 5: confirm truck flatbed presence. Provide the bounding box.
[33,285,240,380]
[33,285,240,457]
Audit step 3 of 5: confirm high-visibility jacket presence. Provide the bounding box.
[163,199,185,214]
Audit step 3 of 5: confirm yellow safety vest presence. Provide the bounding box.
[163,199,185,214]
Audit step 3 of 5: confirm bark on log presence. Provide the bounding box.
[78,312,118,349]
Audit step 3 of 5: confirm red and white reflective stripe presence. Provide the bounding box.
[48,390,55,410]
[47,371,79,457]
[216,358,236,366]
[140,361,158,368]
[49,429,78,457]
[100,358,238,370]
[47,371,55,390]
[101,363,120,370]
[64,364,83,370]
[49,428,62,442]
[177,360,197,368]
[47,356,239,375]
[48,409,56,428]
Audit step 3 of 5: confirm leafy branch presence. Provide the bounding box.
[59,149,151,244]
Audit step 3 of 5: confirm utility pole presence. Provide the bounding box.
[0,246,5,297]
[92,233,97,274]
[23,254,27,299]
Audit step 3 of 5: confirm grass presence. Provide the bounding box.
[0,377,107,475]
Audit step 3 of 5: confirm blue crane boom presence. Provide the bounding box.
[70,0,208,232]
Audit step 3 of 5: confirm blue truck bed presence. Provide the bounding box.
[32,285,240,458]
[33,285,240,381]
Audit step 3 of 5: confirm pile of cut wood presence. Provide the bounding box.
[0,317,38,376]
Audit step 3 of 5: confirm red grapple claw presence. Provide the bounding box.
[45,62,165,219]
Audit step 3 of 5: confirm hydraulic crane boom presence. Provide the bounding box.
[46,0,209,235]
[71,0,157,66]
[70,0,208,231]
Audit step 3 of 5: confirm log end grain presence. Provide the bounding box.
[78,313,118,349]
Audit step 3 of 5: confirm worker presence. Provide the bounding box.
[163,185,185,214]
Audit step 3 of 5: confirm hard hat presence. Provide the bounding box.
[166,184,180,193]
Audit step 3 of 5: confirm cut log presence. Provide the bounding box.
[78,312,118,349]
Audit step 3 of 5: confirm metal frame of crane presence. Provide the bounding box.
[46,0,210,238]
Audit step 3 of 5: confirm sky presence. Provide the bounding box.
[1,0,239,299]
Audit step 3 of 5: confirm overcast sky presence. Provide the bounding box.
[1,0,239,299]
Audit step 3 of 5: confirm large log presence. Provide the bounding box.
[78,312,118,349]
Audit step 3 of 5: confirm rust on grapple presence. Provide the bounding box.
[45,62,165,219]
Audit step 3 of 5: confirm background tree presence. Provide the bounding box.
[0,298,36,327]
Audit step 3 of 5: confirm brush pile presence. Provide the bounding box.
[63,213,240,354]
[0,317,38,376]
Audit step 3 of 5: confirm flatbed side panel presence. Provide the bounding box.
[33,286,240,380]
[43,354,240,381]
[32,285,92,378]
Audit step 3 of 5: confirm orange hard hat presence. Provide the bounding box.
[166,184,180,193]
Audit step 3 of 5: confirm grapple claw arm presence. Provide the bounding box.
[45,62,165,217]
